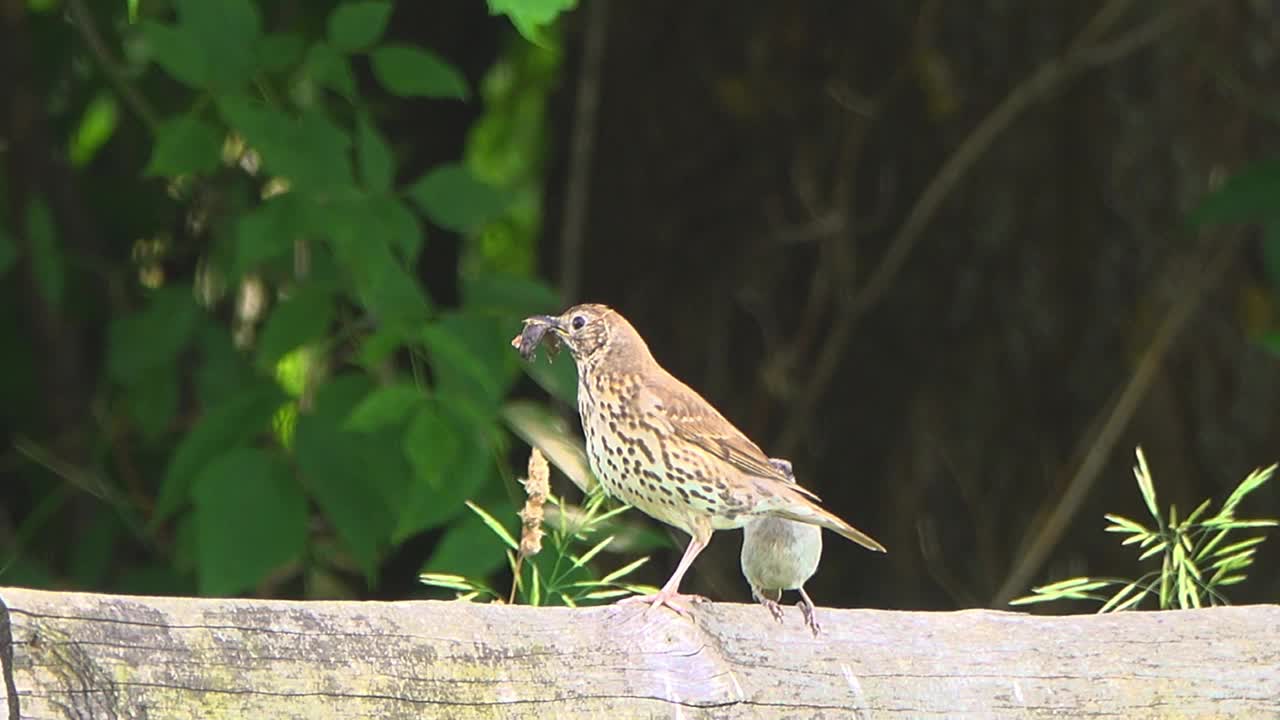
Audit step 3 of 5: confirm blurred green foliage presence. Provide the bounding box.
[1191,159,1280,355]
[1,0,584,601]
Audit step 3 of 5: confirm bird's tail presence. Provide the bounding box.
[775,494,887,553]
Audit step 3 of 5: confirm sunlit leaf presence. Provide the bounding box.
[1097,578,1142,614]
[599,556,649,584]
[1132,447,1160,524]
[568,535,614,571]
[69,94,119,167]
[465,500,519,551]
[487,0,577,46]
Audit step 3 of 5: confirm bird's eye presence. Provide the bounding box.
[571,315,587,330]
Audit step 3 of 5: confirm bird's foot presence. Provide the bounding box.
[752,590,786,623]
[798,594,821,637]
[617,589,708,617]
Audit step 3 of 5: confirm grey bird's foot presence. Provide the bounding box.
[797,588,821,637]
[752,587,786,623]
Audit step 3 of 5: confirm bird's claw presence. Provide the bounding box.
[618,590,708,617]
[762,598,785,623]
[798,596,821,637]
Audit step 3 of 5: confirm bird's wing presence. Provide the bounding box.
[639,376,822,502]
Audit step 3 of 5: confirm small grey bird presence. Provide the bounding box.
[741,458,824,635]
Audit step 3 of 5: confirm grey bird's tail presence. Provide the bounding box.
[774,495,887,553]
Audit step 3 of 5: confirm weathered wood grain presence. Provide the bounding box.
[2,587,1277,719]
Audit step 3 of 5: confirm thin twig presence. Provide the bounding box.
[558,0,609,306]
[775,0,1202,456]
[991,231,1243,606]
[67,0,160,131]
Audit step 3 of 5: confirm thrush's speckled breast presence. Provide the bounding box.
[519,303,885,614]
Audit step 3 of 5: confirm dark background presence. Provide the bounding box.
[2,0,1277,613]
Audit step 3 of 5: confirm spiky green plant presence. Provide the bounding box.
[1012,447,1277,612]
[421,485,658,607]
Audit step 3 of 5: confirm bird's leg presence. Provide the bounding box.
[797,587,821,637]
[618,534,709,616]
[752,587,785,623]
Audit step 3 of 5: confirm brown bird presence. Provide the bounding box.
[742,457,824,635]
[523,303,885,615]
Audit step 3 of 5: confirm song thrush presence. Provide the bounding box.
[742,458,824,635]
[521,303,885,615]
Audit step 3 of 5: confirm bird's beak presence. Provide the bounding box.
[529,314,566,335]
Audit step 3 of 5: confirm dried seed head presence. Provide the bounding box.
[518,448,550,557]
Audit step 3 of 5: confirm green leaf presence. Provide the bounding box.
[345,383,427,432]
[219,96,353,193]
[421,318,503,407]
[236,194,304,273]
[175,0,261,90]
[140,21,207,88]
[1209,536,1268,559]
[1190,159,1280,227]
[1097,578,1143,614]
[107,286,201,383]
[465,500,519,551]
[407,164,513,232]
[357,115,395,193]
[26,197,63,309]
[147,113,222,177]
[258,33,305,72]
[418,573,478,591]
[154,382,286,524]
[599,556,649,584]
[127,367,179,441]
[401,404,460,492]
[395,406,493,540]
[141,0,262,91]
[347,241,432,332]
[295,377,403,578]
[372,196,425,261]
[303,42,356,100]
[421,508,512,578]
[192,448,307,595]
[569,535,614,571]
[1103,513,1150,535]
[370,45,469,99]
[255,288,335,370]
[195,325,256,406]
[0,222,17,277]
[462,272,561,316]
[487,0,577,47]
[328,1,393,52]
[69,93,119,167]
[1222,463,1277,518]
[1262,223,1280,294]
[1132,447,1161,525]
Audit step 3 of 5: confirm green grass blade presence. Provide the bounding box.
[465,500,519,551]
